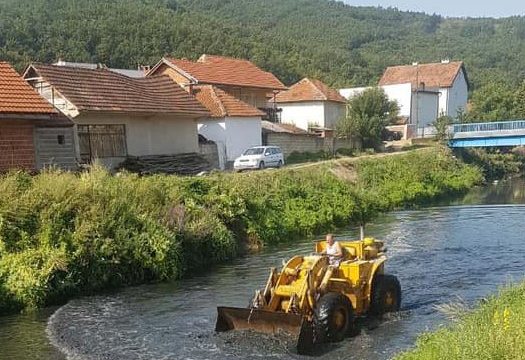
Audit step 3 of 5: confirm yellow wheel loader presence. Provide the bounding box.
[215,238,401,354]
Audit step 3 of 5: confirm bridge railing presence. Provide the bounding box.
[453,120,525,134]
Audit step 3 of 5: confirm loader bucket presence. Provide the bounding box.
[216,306,314,354]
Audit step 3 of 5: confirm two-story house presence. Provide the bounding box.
[148,55,287,167]
[379,60,469,120]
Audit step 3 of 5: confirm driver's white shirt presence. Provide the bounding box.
[326,242,342,266]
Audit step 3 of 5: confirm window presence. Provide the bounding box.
[243,147,264,155]
[77,124,127,162]
[57,134,65,145]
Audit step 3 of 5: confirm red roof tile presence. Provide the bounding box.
[379,61,465,89]
[274,78,346,103]
[0,62,57,114]
[164,55,287,91]
[27,64,210,116]
[194,85,264,118]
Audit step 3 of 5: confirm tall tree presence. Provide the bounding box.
[336,88,399,148]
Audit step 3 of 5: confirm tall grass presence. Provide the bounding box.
[396,283,525,360]
[0,147,483,314]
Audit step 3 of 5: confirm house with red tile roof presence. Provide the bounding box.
[379,60,468,119]
[0,62,76,172]
[148,54,286,118]
[24,64,210,170]
[272,78,347,131]
[149,55,286,167]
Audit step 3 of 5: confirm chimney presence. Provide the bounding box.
[139,65,151,74]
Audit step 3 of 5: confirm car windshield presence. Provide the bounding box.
[243,148,264,155]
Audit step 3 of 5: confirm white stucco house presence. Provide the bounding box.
[273,78,347,131]
[379,60,469,119]
[24,64,210,170]
[194,85,264,168]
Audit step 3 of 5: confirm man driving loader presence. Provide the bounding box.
[320,234,344,266]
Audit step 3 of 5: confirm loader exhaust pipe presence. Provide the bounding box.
[216,307,314,354]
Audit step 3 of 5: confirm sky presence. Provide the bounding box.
[343,0,525,18]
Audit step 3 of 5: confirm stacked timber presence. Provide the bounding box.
[119,153,211,175]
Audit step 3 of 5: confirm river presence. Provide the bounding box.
[1,178,525,359]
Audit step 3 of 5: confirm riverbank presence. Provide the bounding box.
[396,283,525,360]
[393,148,525,360]
[0,146,482,314]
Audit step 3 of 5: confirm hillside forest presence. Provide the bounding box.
[1,0,525,120]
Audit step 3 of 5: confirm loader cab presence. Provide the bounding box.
[314,238,385,261]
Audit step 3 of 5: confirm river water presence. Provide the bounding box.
[1,178,525,360]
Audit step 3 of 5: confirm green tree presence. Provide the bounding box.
[466,81,517,122]
[513,80,525,119]
[336,88,399,148]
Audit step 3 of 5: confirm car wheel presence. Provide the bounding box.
[259,161,265,169]
[277,160,283,168]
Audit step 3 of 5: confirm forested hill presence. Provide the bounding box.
[1,0,524,91]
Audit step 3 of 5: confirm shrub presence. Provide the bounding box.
[0,147,483,313]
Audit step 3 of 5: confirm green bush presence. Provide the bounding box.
[457,148,525,180]
[0,147,483,313]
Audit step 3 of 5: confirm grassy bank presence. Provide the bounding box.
[456,148,525,180]
[0,147,482,314]
[396,283,525,360]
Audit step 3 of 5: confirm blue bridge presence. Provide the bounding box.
[449,120,525,148]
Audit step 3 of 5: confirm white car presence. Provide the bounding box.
[233,146,285,171]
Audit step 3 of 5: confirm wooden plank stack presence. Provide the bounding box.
[119,153,211,175]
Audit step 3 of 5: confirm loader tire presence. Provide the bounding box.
[370,274,401,316]
[313,292,354,343]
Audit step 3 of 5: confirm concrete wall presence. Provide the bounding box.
[279,102,326,130]
[74,113,199,168]
[34,127,77,170]
[411,91,439,128]
[445,69,468,119]
[198,117,262,164]
[264,132,361,158]
[324,102,346,130]
[382,83,413,118]
[0,121,35,172]
[225,117,262,160]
